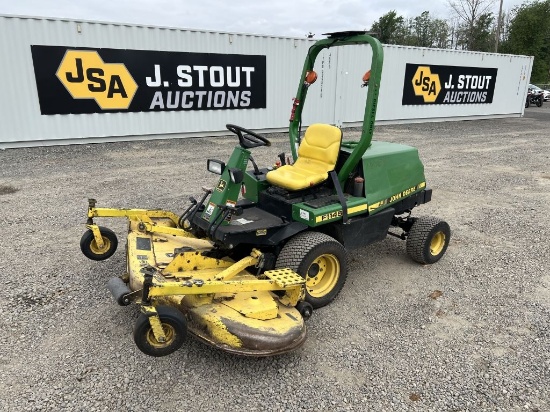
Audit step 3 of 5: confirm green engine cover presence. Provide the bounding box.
[290,140,427,228]
[354,141,426,214]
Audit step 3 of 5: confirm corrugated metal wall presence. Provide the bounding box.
[0,15,533,147]
[337,45,532,125]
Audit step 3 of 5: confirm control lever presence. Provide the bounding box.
[208,203,243,239]
[227,204,244,217]
[278,152,286,166]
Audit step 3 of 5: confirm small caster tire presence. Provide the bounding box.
[80,226,118,261]
[133,306,187,357]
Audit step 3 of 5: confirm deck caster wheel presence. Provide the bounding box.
[296,301,313,320]
[133,306,187,357]
[406,216,451,264]
[276,232,348,309]
[80,226,118,261]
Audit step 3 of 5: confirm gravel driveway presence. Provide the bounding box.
[1,107,549,411]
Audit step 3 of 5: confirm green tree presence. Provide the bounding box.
[448,0,497,50]
[457,12,495,51]
[501,0,550,83]
[409,11,450,48]
[371,10,450,48]
[370,11,408,44]
[432,18,452,48]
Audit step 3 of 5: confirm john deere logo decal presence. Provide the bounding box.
[402,63,497,105]
[30,45,267,115]
[57,50,137,110]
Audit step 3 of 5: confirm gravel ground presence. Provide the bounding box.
[1,106,549,411]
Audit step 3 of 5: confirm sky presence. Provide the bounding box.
[0,0,527,38]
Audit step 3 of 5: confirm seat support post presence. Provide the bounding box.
[329,170,349,224]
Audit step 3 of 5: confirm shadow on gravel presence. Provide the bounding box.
[0,184,19,195]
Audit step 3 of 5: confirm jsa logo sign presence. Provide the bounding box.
[31,45,266,115]
[56,50,137,110]
[412,66,441,103]
[402,63,497,106]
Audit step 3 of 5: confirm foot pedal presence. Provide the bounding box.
[263,268,305,288]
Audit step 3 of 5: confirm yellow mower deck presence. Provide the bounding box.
[87,206,308,356]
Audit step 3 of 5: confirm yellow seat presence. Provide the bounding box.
[266,123,342,191]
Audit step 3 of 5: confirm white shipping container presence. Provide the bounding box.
[0,15,533,148]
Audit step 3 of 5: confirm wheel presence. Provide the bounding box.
[536,99,543,107]
[525,98,530,108]
[133,306,187,357]
[296,301,313,320]
[406,216,451,264]
[80,226,118,261]
[276,232,348,309]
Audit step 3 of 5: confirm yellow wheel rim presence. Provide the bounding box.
[430,232,446,256]
[90,237,111,255]
[145,323,175,348]
[305,253,340,298]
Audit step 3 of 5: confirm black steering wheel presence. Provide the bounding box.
[226,124,271,149]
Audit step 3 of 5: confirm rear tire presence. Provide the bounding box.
[276,232,348,309]
[406,217,450,264]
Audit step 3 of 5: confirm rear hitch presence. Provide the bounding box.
[389,213,416,240]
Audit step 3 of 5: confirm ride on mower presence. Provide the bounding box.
[80,31,450,357]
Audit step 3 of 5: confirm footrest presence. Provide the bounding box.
[264,268,305,288]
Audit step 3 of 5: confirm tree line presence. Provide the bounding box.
[369,0,550,82]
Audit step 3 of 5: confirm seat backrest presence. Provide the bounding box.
[296,124,342,172]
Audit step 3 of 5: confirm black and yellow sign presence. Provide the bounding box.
[402,64,497,105]
[30,45,267,115]
[55,50,137,110]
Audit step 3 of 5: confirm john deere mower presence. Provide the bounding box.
[80,31,450,357]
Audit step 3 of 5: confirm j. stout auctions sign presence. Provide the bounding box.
[30,45,266,115]
[402,63,497,105]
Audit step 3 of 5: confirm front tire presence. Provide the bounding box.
[406,217,451,264]
[133,306,187,357]
[80,226,118,261]
[276,232,348,309]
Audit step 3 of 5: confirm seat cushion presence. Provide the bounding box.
[266,163,329,191]
[266,124,342,191]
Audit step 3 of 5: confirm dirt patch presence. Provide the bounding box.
[0,185,18,195]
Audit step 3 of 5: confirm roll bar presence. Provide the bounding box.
[289,32,384,186]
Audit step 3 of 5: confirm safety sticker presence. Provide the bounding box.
[203,202,216,220]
